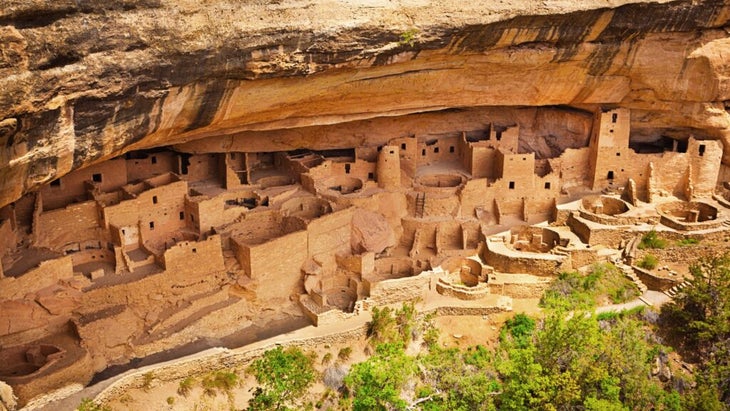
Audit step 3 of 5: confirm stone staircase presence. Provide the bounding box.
[664,281,692,298]
[614,261,648,294]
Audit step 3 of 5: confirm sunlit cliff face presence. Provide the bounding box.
[1,0,730,208]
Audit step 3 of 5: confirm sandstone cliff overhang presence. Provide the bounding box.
[1,0,730,208]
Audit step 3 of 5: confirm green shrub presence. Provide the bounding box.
[638,254,658,270]
[77,398,111,411]
[338,346,353,361]
[141,371,155,391]
[399,28,419,47]
[322,352,333,365]
[638,230,667,249]
[201,370,239,397]
[677,237,699,246]
[177,376,195,396]
[248,346,316,410]
[166,396,175,405]
[501,313,535,346]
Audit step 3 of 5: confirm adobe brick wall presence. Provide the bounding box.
[161,235,225,274]
[548,147,591,189]
[40,159,127,211]
[307,207,354,259]
[482,238,565,276]
[631,266,680,291]
[243,230,308,301]
[365,272,434,305]
[126,152,178,182]
[34,201,103,250]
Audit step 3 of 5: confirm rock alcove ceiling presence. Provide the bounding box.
[1,0,730,208]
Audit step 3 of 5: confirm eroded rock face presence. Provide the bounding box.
[1,0,730,208]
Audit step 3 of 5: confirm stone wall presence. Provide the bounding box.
[39,159,127,212]
[241,230,308,301]
[631,266,680,292]
[161,235,225,274]
[34,201,103,250]
[0,256,73,301]
[482,238,565,276]
[364,272,435,305]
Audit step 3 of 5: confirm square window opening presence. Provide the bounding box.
[509,181,515,189]
[92,173,102,183]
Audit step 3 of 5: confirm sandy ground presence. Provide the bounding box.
[435,298,542,349]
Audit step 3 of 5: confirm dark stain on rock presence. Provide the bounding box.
[184,81,228,132]
[0,8,77,30]
[73,91,160,167]
[451,0,727,72]
[14,109,61,152]
[586,0,728,75]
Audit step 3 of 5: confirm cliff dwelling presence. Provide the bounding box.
[1,0,730,408]
[2,105,730,406]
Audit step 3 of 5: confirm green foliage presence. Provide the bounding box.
[661,254,730,406]
[677,237,700,247]
[639,230,667,249]
[595,305,645,322]
[338,346,352,361]
[367,306,398,344]
[399,28,419,47]
[299,301,694,410]
[141,371,155,391]
[248,346,316,411]
[541,270,596,310]
[166,396,175,405]
[322,352,333,365]
[500,313,535,347]
[367,302,419,346]
[201,370,239,397]
[77,398,111,411]
[177,376,195,396]
[496,312,681,410]
[541,263,639,309]
[418,345,499,411]
[344,343,416,411]
[639,254,659,270]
